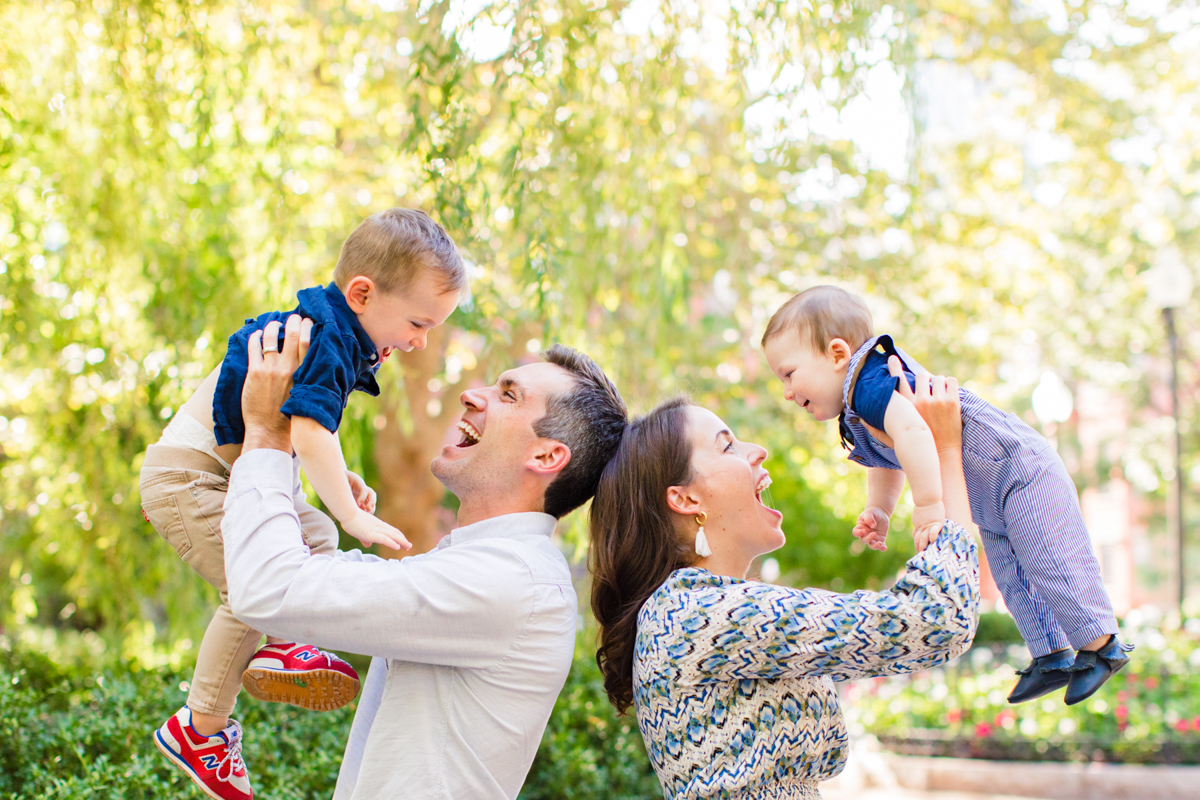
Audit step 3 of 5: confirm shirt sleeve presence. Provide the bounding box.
[849,350,900,430]
[670,522,979,684]
[280,323,353,433]
[222,449,534,667]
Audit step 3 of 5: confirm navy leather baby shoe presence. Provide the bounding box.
[1007,650,1075,704]
[1065,635,1134,706]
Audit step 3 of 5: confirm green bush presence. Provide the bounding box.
[0,635,659,799]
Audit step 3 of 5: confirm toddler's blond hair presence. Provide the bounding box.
[334,208,466,296]
[761,285,874,354]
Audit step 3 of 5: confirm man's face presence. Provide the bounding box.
[431,361,576,505]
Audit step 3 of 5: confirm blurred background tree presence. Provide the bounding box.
[1,0,1196,664]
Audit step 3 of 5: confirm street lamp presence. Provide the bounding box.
[1145,248,1193,621]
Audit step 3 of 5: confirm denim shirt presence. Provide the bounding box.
[212,282,382,446]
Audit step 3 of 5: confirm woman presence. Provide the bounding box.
[589,370,979,799]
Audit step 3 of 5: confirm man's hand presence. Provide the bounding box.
[242,314,313,454]
[853,506,891,552]
[342,510,412,552]
[346,470,377,514]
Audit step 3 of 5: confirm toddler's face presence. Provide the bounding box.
[356,270,460,355]
[762,330,850,422]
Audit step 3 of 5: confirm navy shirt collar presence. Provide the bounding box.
[322,282,380,367]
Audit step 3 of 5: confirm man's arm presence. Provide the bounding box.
[227,315,525,663]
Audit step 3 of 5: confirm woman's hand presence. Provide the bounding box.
[889,356,962,453]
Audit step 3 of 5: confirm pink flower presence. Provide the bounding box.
[975,722,993,738]
[1175,719,1190,733]
[1115,705,1128,720]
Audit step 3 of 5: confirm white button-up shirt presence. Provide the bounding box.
[223,449,578,800]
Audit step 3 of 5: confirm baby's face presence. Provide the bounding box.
[357,270,460,355]
[762,331,849,422]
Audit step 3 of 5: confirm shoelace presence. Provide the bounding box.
[215,721,246,783]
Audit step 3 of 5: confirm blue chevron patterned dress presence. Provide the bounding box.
[633,521,980,799]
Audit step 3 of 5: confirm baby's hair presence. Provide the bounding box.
[761,285,874,354]
[333,208,467,296]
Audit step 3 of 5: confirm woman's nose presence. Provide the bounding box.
[783,386,794,402]
[412,331,429,351]
[748,444,768,466]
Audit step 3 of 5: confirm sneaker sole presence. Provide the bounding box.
[154,729,245,800]
[241,667,360,711]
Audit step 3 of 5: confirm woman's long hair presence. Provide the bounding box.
[589,397,696,714]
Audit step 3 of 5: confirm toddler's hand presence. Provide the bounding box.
[346,470,377,514]
[342,511,411,552]
[853,506,891,552]
[912,501,946,552]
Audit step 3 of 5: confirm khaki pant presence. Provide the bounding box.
[139,444,338,717]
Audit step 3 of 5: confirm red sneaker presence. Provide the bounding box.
[154,706,252,800]
[241,642,360,712]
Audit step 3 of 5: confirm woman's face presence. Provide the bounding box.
[680,406,785,561]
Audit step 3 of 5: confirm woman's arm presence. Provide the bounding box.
[882,394,946,544]
[888,356,977,545]
[661,520,979,685]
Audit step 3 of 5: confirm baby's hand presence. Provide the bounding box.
[342,511,411,552]
[911,501,946,552]
[853,506,891,552]
[346,470,377,514]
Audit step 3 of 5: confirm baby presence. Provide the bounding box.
[762,285,1131,710]
[138,208,465,800]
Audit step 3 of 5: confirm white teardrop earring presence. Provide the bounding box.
[694,511,711,558]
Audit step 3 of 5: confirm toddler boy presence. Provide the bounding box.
[762,285,1131,710]
[138,208,465,800]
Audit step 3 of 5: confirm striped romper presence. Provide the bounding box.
[840,335,1117,658]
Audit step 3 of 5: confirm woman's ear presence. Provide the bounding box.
[665,485,703,517]
[344,275,376,313]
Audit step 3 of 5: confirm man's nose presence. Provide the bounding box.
[412,331,429,351]
[460,387,485,411]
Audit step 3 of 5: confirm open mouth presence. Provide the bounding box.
[456,419,482,448]
[754,473,773,506]
[802,399,810,409]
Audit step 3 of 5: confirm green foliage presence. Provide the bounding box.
[845,623,1200,764]
[0,634,656,800]
[0,639,351,799]
[972,611,1024,646]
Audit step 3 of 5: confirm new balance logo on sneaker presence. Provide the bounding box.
[241,642,360,712]
[154,706,253,800]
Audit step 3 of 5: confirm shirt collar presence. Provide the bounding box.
[436,512,558,549]
[322,282,379,365]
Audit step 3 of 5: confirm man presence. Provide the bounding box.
[223,315,627,799]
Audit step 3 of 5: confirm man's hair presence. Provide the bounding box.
[333,208,467,295]
[761,285,874,354]
[534,344,629,519]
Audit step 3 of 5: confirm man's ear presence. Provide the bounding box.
[665,485,703,517]
[344,276,376,313]
[527,440,571,478]
[828,338,853,368]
